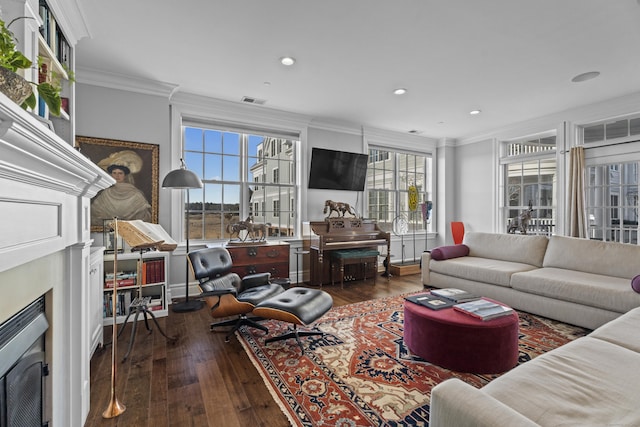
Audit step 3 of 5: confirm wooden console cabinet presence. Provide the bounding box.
[225,241,290,279]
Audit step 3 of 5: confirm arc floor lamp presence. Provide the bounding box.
[162,158,204,312]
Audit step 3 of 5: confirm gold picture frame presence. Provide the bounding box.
[76,136,159,232]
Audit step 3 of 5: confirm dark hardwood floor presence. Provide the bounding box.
[85,273,424,427]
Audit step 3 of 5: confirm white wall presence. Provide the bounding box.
[306,127,367,220]
[453,91,640,236]
[76,83,172,227]
[454,139,496,234]
[76,83,180,282]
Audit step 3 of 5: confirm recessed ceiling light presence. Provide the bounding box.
[280,57,296,66]
[393,88,407,95]
[571,71,600,83]
[469,109,481,115]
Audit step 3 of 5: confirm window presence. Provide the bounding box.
[367,148,432,235]
[183,125,298,240]
[586,162,638,244]
[501,136,556,235]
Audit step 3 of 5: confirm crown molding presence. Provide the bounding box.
[76,66,179,98]
[45,0,90,45]
[171,91,313,131]
[458,91,640,146]
[437,138,457,148]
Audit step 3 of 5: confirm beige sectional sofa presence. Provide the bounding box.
[423,232,640,426]
[429,306,640,427]
[421,232,640,330]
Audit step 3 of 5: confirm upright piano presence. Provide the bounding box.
[308,218,391,286]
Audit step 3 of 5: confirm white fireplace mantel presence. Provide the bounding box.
[0,93,112,426]
[0,92,113,273]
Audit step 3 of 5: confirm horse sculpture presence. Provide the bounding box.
[323,199,357,218]
[507,201,534,234]
[245,220,270,241]
[227,217,270,241]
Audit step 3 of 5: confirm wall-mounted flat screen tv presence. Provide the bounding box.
[308,148,368,191]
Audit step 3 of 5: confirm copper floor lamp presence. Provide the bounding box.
[162,158,204,312]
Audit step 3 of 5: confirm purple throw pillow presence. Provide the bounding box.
[632,275,640,293]
[430,244,470,261]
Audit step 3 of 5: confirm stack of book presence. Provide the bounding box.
[405,293,456,310]
[453,298,514,321]
[430,288,480,303]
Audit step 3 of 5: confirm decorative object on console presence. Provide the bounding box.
[162,158,204,312]
[507,200,533,234]
[323,199,357,218]
[451,221,465,244]
[227,216,270,242]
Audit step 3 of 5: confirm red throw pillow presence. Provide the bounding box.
[430,244,470,261]
[632,275,640,293]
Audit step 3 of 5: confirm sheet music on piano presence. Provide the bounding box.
[307,218,391,286]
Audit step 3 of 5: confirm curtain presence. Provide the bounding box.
[568,146,588,238]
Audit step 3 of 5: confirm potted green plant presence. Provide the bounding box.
[0,16,71,116]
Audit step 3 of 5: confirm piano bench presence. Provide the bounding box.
[330,249,380,288]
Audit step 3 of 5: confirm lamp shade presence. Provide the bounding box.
[162,167,203,189]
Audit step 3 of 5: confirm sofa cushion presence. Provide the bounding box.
[463,232,548,267]
[632,275,640,293]
[483,337,640,427]
[543,235,640,279]
[589,306,640,353]
[430,256,538,287]
[430,244,470,260]
[511,267,640,313]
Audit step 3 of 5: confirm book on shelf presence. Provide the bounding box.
[430,288,481,303]
[405,294,456,310]
[143,259,165,284]
[104,278,136,288]
[111,219,177,251]
[453,298,514,321]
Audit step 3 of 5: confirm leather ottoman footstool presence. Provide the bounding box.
[253,287,333,353]
[403,299,519,373]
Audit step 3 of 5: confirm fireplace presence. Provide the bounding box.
[0,296,49,427]
[0,95,112,425]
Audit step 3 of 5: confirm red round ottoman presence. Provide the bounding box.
[403,299,519,373]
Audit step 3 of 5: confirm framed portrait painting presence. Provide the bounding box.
[76,136,159,232]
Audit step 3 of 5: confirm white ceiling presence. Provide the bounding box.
[75,0,640,140]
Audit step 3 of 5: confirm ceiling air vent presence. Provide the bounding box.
[241,96,266,105]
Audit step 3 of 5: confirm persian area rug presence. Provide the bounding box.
[237,294,588,427]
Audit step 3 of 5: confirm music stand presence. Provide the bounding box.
[116,246,176,362]
[108,219,176,362]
